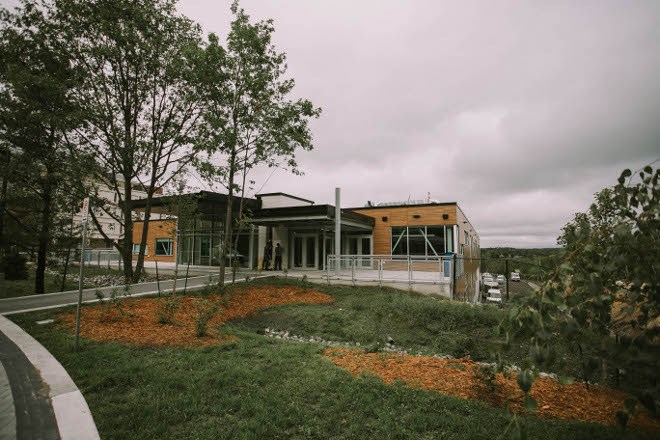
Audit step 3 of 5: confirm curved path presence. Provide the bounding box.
[0,315,100,439]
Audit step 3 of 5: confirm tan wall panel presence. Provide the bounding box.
[132,219,177,263]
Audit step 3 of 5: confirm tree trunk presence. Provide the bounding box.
[35,179,53,294]
[0,147,9,296]
[219,150,237,287]
[60,209,76,292]
[122,173,134,282]
[133,192,153,283]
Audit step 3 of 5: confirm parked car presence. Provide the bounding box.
[511,272,521,282]
[497,274,505,284]
[483,274,494,283]
[486,289,502,303]
[482,272,492,280]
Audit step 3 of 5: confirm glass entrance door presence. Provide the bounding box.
[292,234,318,269]
[345,235,372,268]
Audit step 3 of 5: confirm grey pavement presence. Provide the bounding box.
[0,269,276,440]
[0,272,255,315]
[0,322,60,440]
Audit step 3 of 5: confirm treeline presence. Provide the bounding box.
[479,247,563,281]
[0,0,320,293]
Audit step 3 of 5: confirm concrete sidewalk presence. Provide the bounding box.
[0,273,250,315]
[0,315,99,439]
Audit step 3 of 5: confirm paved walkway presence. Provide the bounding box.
[0,273,254,315]
[0,315,99,439]
[0,271,268,439]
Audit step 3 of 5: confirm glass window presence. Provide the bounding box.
[392,226,453,256]
[391,227,407,255]
[426,227,445,256]
[200,237,210,257]
[408,227,426,256]
[155,239,173,256]
[446,227,454,253]
[132,244,148,255]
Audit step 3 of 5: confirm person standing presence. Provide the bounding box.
[274,243,283,270]
[263,240,273,270]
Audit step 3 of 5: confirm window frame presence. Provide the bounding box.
[155,238,174,256]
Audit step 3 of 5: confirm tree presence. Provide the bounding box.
[498,165,659,429]
[55,0,204,282]
[196,2,321,285]
[0,0,87,293]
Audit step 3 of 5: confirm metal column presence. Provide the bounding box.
[335,188,341,276]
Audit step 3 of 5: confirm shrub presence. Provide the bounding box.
[194,298,219,337]
[98,288,133,322]
[2,253,28,280]
[156,297,181,324]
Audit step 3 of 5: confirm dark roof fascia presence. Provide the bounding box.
[253,204,375,226]
[252,204,332,219]
[255,192,314,205]
[132,191,259,212]
[346,201,457,210]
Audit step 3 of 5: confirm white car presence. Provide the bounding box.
[486,289,502,303]
[511,272,521,282]
[482,272,492,280]
[497,275,506,284]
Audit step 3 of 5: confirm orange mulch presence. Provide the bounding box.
[323,347,660,433]
[57,285,333,348]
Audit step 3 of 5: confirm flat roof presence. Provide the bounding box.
[252,204,375,230]
[255,192,314,204]
[347,201,458,210]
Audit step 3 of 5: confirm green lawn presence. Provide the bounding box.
[0,266,130,298]
[9,279,655,440]
[0,265,177,299]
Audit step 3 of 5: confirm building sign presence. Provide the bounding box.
[81,197,90,222]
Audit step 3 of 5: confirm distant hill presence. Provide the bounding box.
[480,247,562,259]
[479,247,564,281]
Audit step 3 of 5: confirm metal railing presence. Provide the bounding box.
[326,254,453,288]
[82,249,122,268]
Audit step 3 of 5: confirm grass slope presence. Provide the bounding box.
[9,280,655,440]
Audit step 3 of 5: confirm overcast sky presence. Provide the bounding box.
[176,0,660,248]
[3,0,659,247]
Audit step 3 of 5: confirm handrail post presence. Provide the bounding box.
[408,255,412,291]
[379,257,383,288]
[351,255,356,286]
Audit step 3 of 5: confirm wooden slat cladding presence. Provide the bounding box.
[351,205,458,255]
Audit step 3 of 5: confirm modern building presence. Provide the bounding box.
[73,177,164,248]
[131,190,480,293]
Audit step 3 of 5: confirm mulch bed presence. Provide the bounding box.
[323,347,660,433]
[57,285,333,348]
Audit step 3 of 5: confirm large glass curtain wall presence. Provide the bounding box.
[178,217,253,267]
[391,225,454,257]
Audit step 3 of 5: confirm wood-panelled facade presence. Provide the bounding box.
[351,202,480,297]
[350,204,459,255]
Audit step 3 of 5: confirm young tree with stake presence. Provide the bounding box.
[196,2,321,286]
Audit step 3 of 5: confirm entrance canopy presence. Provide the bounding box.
[251,204,374,232]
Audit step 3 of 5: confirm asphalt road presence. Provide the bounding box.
[0,273,253,315]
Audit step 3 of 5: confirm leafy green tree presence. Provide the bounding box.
[196,2,321,285]
[498,165,659,429]
[54,0,204,282]
[0,0,87,293]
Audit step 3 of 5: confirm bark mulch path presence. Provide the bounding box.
[57,285,333,348]
[324,347,660,433]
